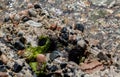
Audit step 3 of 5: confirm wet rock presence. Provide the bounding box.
[75,23,84,32]
[25,20,42,27]
[13,62,22,73]
[50,50,61,61]
[14,41,25,50]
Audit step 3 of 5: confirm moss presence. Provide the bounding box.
[24,35,50,60]
[23,35,50,75]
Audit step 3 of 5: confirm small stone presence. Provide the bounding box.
[50,65,58,72]
[3,15,10,22]
[61,33,69,40]
[0,72,8,77]
[0,60,3,65]
[14,41,25,50]
[77,40,86,48]
[13,62,22,73]
[27,3,34,8]
[36,54,46,63]
[28,9,37,17]
[75,23,84,32]
[60,63,67,69]
[22,16,31,22]
[25,20,42,27]
[14,14,20,21]
[0,66,7,72]
[1,55,8,64]
[34,3,41,9]
[50,24,57,30]
[49,50,61,61]
[61,27,67,33]
[19,37,26,44]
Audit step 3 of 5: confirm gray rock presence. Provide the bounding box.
[25,20,42,27]
[90,0,116,8]
[28,9,37,17]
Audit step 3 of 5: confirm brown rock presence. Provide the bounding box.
[36,54,46,63]
[1,54,8,64]
[50,24,57,30]
[0,72,8,77]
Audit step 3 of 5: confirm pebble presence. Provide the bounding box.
[3,15,10,22]
[75,23,84,32]
[61,27,68,33]
[77,40,86,48]
[14,41,25,50]
[50,65,58,72]
[0,72,8,77]
[1,54,8,64]
[13,62,22,73]
[25,20,42,27]
[60,63,67,69]
[49,50,61,61]
[28,9,37,17]
[22,16,31,22]
[34,3,41,9]
[36,54,46,63]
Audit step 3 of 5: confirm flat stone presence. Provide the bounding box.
[25,20,42,27]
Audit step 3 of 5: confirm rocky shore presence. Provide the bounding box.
[0,0,120,77]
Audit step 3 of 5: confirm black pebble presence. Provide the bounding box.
[38,38,47,46]
[0,51,2,56]
[14,41,25,50]
[60,63,67,69]
[34,4,41,9]
[50,65,58,72]
[0,60,3,65]
[19,37,26,44]
[4,15,10,22]
[75,23,84,32]
[13,62,22,73]
[22,16,30,22]
[64,73,70,77]
[0,66,7,72]
[61,33,69,40]
[61,27,67,33]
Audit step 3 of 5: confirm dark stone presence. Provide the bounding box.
[60,63,67,69]
[68,48,85,64]
[34,4,41,9]
[64,73,70,77]
[97,52,109,61]
[61,33,69,40]
[0,66,7,72]
[50,65,58,72]
[0,60,3,65]
[17,32,23,37]
[48,38,57,51]
[19,37,26,44]
[61,27,67,33]
[4,15,10,22]
[38,38,47,46]
[75,23,84,32]
[14,41,25,50]
[0,51,2,56]
[13,62,22,73]
[22,16,31,22]
[50,51,61,61]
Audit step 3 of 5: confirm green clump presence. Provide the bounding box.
[23,35,51,75]
[24,35,50,60]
